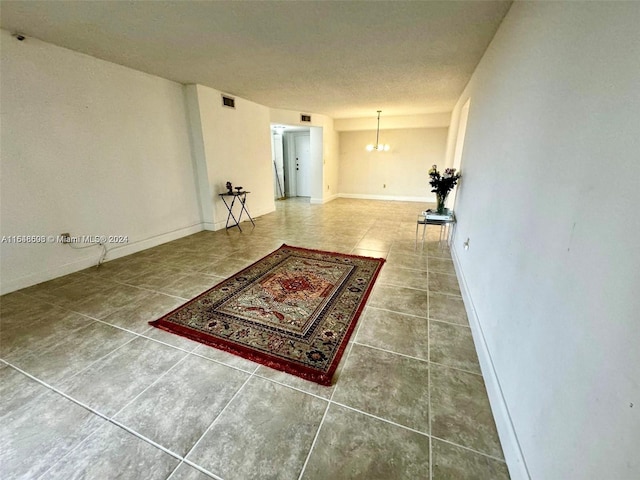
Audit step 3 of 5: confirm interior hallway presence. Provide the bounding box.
[1,198,508,479]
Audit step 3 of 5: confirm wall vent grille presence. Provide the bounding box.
[222,95,236,109]
[300,114,311,122]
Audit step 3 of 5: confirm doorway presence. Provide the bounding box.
[270,125,312,199]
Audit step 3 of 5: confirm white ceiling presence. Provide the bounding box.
[0,0,512,119]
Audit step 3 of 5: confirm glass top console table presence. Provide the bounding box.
[219,191,255,232]
[416,209,456,250]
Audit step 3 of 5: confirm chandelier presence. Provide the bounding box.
[366,110,390,152]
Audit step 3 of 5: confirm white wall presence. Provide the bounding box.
[0,30,202,293]
[188,85,275,229]
[323,123,340,203]
[184,84,216,229]
[309,127,324,202]
[338,128,448,202]
[446,3,640,479]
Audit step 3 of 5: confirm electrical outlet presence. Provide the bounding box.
[60,233,71,243]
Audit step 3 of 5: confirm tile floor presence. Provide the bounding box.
[0,198,509,479]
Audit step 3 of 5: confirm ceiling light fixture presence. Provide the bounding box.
[366,110,390,152]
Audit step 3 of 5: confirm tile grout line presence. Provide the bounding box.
[295,399,331,480]
[385,258,453,267]
[352,341,429,364]
[31,300,259,383]
[30,260,249,317]
[167,370,256,480]
[42,333,141,386]
[172,344,261,376]
[331,399,431,438]
[426,290,472,326]
[425,251,434,477]
[431,435,508,464]
[297,339,357,480]
[249,373,332,403]
[428,311,434,480]
[13,285,179,338]
[35,420,110,480]
[4,337,255,480]
[427,315,472,329]
[425,283,463,298]
[177,459,224,480]
[429,360,483,377]
[378,280,429,292]
[288,373,505,463]
[4,362,189,473]
[67,309,258,377]
[365,305,428,320]
[108,282,190,301]
[18,276,167,313]
[1,312,115,370]
[11,289,262,379]
[376,281,430,293]
[110,352,191,419]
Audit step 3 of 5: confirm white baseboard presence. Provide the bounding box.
[212,218,255,231]
[310,194,339,205]
[450,244,530,480]
[0,223,204,295]
[107,223,205,260]
[338,193,436,203]
[252,204,276,219]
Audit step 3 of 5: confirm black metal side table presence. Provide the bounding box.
[219,191,255,232]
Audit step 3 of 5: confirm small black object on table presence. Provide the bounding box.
[219,191,255,232]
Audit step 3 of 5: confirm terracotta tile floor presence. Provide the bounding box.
[0,198,509,479]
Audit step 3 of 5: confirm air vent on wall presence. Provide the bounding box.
[300,114,311,123]
[222,95,236,109]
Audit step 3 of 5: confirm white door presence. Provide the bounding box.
[294,134,310,197]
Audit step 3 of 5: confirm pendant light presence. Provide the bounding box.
[366,110,390,152]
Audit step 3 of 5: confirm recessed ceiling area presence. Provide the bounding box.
[0,0,512,118]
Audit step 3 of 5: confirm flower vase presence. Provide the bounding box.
[436,194,447,214]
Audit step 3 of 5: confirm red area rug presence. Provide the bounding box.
[150,244,385,385]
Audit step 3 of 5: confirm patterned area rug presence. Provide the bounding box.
[150,244,385,385]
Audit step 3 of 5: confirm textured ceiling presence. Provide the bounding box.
[0,1,511,118]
